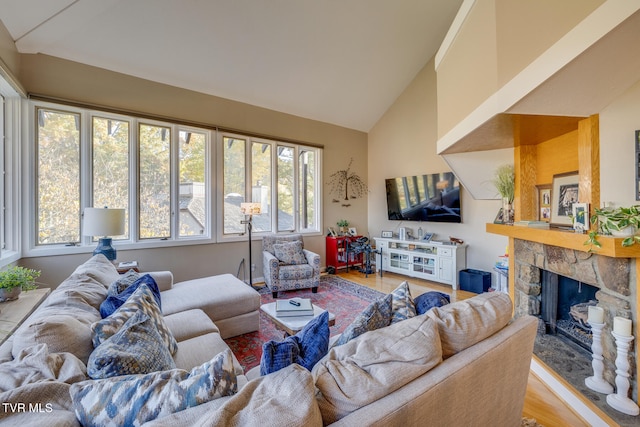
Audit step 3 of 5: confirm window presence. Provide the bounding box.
[138,123,171,239]
[92,116,130,239]
[36,108,81,245]
[0,77,21,263]
[32,102,212,251]
[220,132,321,238]
[179,129,207,237]
[0,94,4,256]
[30,100,320,254]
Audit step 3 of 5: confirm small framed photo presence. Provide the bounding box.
[536,184,552,222]
[381,230,393,238]
[550,171,579,226]
[327,227,337,237]
[348,227,357,236]
[493,208,505,224]
[572,203,589,232]
[422,232,434,242]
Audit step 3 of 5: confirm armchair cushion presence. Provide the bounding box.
[278,264,315,281]
[273,240,307,265]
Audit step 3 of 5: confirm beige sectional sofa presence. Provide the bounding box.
[0,255,537,426]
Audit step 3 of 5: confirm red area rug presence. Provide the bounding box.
[224,275,385,372]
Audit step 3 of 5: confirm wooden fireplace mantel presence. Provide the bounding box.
[486,223,640,259]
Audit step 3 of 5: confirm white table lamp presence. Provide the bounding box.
[83,207,125,261]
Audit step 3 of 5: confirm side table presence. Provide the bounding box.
[0,288,50,346]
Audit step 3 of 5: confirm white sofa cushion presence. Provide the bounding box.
[426,291,512,358]
[180,364,322,427]
[71,254,120,288]
[313,313,442,424]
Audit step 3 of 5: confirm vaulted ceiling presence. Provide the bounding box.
[0,0,463,132]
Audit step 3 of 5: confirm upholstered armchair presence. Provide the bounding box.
[262,234,320,298]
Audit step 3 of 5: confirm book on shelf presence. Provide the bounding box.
[275,298,314,317]
[513,221,550,229]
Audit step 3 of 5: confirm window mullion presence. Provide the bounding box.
[130,118,140,243]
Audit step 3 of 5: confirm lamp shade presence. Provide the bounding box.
[83,208,125,237]
[240,202,262,215]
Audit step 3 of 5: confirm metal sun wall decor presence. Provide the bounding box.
[327,158,367,207]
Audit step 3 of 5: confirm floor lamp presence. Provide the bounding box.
[240,203,262,288]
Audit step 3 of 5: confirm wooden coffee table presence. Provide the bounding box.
[260,301,335,336]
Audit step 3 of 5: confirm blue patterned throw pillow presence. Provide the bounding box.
[100,274,161,318]
[414,291,450,315]
[92,283,178,355]
[107,269,140,296]
[71,349,237,427]
[273,240,307,265]
[390,281,417,324]
[333,293,393,346]
[260,311,330,376]
[87,309,176,379]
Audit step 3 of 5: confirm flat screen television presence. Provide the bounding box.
[385,172,461,223]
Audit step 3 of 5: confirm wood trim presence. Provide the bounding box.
[578,115,600,214]
[514,144,537,221]
[486,223,640,258]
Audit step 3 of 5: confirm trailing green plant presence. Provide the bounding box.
[492,164,515,203]
[585,205,640,249]
[0,265,41,291]
[336,219,349,227]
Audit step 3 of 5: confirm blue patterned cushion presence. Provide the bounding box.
[390,281,417,324]
[92,283,178,355]
[333,293,393,346]
[273,240,307,265]
[414,291,450,315]
[108,269,140,296]
[71,349,237,427]
[87,310,176,379]
[100,274,161,318]
[260,311,330,376]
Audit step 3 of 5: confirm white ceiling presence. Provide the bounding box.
[0,0,463,132]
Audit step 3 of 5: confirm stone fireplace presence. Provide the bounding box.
[512,239,637,401]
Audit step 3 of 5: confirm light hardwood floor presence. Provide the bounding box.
[335,269,590,426]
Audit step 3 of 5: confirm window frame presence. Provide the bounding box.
[24,101,215,257]
[216,131,323,242]
[0,80,22,266]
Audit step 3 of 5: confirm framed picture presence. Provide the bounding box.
[572,202,589,232]
[422,232,434,242]
[493,208,505,224]
[536,184,552,222]
[327,227,336,237]
[381,230,393,238]
[348,227,357,236]
[550,171,579,226]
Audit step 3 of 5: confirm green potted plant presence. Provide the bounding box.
[492,164,515,224]
[337,219,349,235]
[585,205,640,249]
[0,266,41,302]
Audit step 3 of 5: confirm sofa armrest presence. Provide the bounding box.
[263,251,279,287]
[303,249,320,273]
[145,271,174,292]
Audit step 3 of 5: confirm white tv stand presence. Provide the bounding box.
[374,238,467,290]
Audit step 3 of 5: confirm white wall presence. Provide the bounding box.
[368,58,508,283]
[600,79,640,208]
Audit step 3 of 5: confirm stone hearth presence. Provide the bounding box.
[512,239,637,402]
